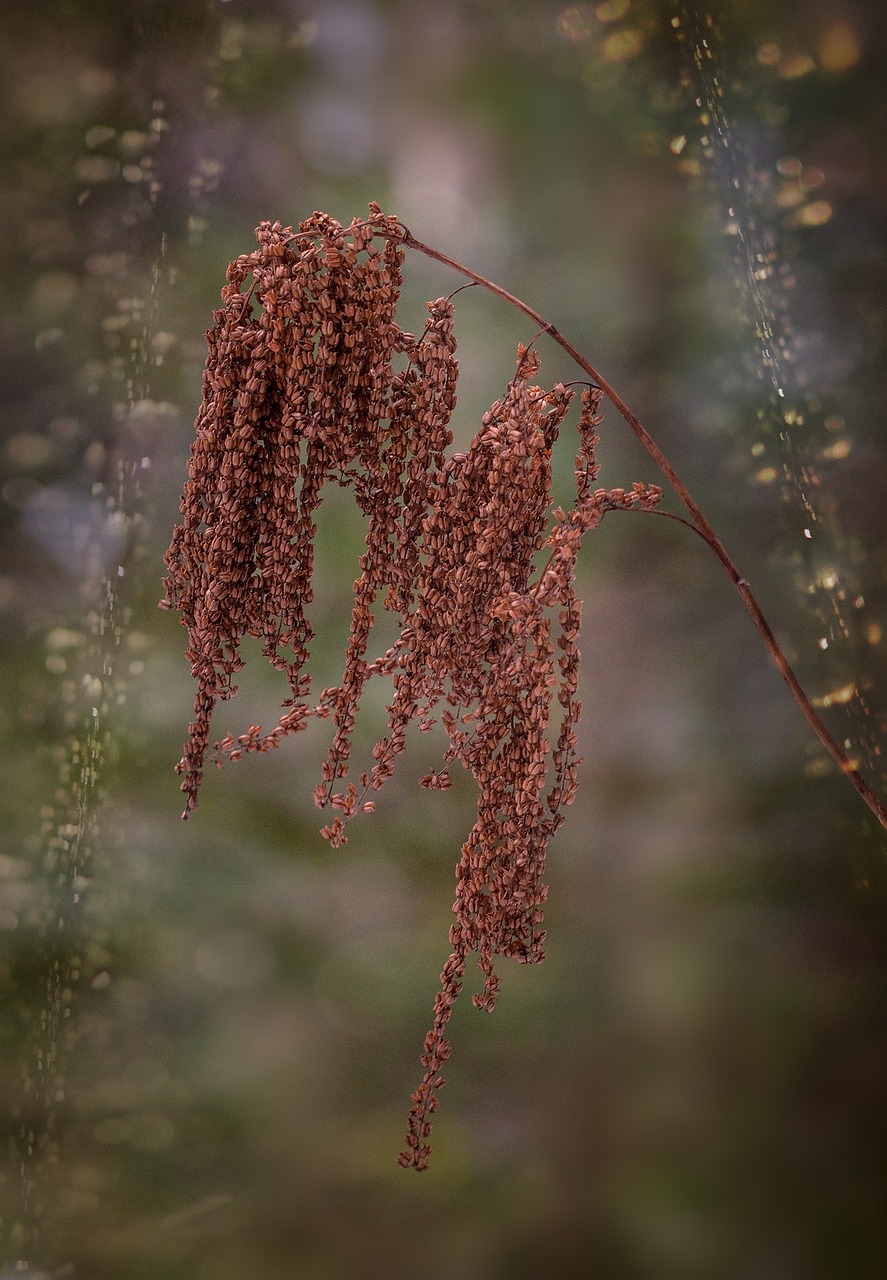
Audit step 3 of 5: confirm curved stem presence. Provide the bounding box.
[614,505,720,545]
[392,226,887,832]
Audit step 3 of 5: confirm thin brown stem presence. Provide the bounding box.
[614,505,716,544]
[390,225,887,832]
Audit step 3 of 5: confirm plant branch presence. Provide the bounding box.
[392,224,887,832]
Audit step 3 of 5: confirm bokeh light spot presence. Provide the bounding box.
[596,0,630,22]
[780,53,815,79]
[777,155,803,177]
[819,22,861,73]
[822,438,851,460]
[757,42,781,66]
[795,200,833,227]
[557,5,594,41]
[85,125,116,148]
[603,28,643,61]
[812,683,856,708]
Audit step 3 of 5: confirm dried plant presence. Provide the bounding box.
[162,205,887,1170]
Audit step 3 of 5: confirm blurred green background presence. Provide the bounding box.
[3,1,887,1276]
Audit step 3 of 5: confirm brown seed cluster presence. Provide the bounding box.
[161,207,661,1171]
[394,364,661,1167]
[161,204,451,811]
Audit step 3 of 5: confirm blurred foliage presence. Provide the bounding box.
[2,0,887,1276]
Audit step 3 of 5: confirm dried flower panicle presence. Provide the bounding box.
[395,372,661,1168]
[161,207,662,1171]
[161,206,455,814]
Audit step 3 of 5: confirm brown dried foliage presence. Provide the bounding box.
[162,207,662,1170]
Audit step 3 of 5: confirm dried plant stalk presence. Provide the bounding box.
[162,205,887,1172]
